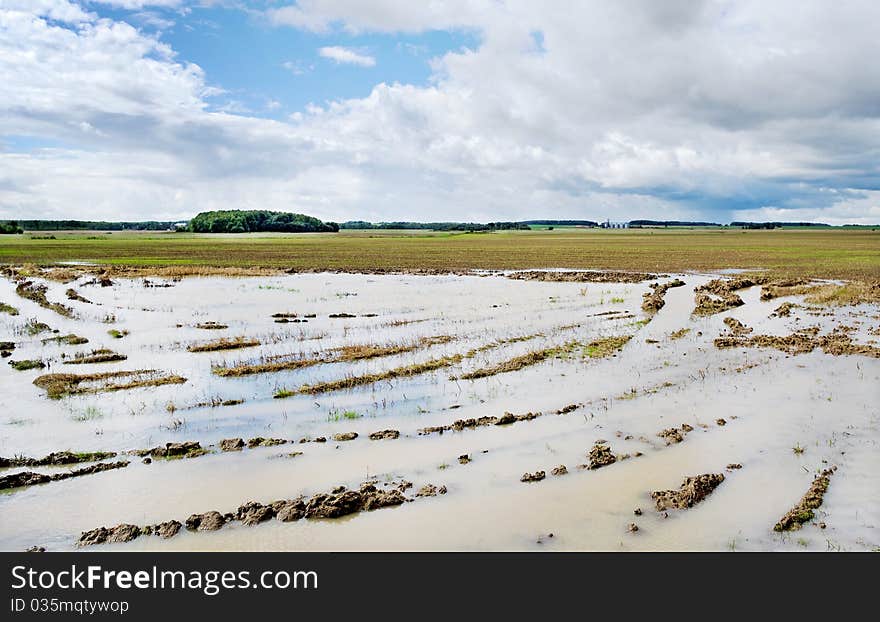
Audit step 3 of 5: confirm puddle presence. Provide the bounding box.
[0,271,877,551]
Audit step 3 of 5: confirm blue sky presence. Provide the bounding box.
[97,3,478,120]
[1,1,879,224]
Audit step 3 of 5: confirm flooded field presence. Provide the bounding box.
[0,269,877,551]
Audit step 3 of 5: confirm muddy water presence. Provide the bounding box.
[0,271,877,551]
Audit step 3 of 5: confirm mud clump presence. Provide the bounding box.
[65,288,92,304]
[508,271,659,284]
[726,463,742,470]
[16,281,73,317]
[0,450,116,468]
[771,302,799,317]
[304,484,406,518]
[151,521,182,539]
[716,327,880,358]
[185,511,228,532]
[642,278,686,314]
[237,502,276,526]
[195,322,227,330]
[722,317,752,336]
[551,465,568,476]
[0,461,129,491]
[759,279,813,301]
[691,276,770,316]
[418,411,541,436]
[220,438,245,452]
[369,429,400,440]
[188,336,261,353]
[651,473,726,511]
[520,471,546,483]
[273,498,306,522]
[332,432,358,442]
[415,484,447,497]
[773,467,836,532]
[246,437,287,448]
[78,524,143,546]
[133,441,207,460]
[587,443,617,469]
[693,292,744,316]
[458,454,471,465]
[34,369,187,398]
[63,349,127,365]
[656,423,694,446]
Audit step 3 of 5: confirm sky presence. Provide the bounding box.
[1,1,879,225]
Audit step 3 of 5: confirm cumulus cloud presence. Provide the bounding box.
[318,46,375,67]
[1,0,879,223]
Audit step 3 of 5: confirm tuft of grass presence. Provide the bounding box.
[187,336,260,353]
[33,369,186,398]
[42,333,89,345]
[276,354,465,397]
[9,359,45,371]
[0,302,19,316]
[25,319,53,335]
[71,406,104,422]
[107,329,129,339]
[63,349,127,365]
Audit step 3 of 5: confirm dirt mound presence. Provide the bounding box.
[651,473,725,511]
[587,443,617,469]
[133,441,207,460]
[236,502,275,526]
[722,317,753,336]
[771,302,799,317]
[415,484,447,497]
[508,271,659,283]
[78,524,142,546]
[369,429,400,440]
[520,471,546,482]
[220,438,245,451]
[331,432,358,442]
[657,424,693,445]
[556,404,579,414]
[642,278,686,313]
[246,437,287,448]
[774,467,836,531]
[715,327,880,358]
[34,369,186,398]
[0,461,129,491]
[273,498,307,522]
[693,292,744,316]
[418,411,541,436]
[305,484,406,518]
[185,511,229,532]
[0,450,116,468]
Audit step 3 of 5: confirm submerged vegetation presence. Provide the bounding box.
[213,335,454,377]
[187,336,261,353]
[33,370,187,398]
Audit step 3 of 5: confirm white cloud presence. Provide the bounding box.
[318,46,375,67]
[1,1,879,224]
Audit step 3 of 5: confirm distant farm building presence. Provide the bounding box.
[600,220,629,229]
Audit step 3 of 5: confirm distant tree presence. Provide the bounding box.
[0,220,23,234]
[188,210,337,233]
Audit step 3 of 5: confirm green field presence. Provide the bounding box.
[1,228,878,280]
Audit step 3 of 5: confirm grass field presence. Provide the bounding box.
[1,228,878,280]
